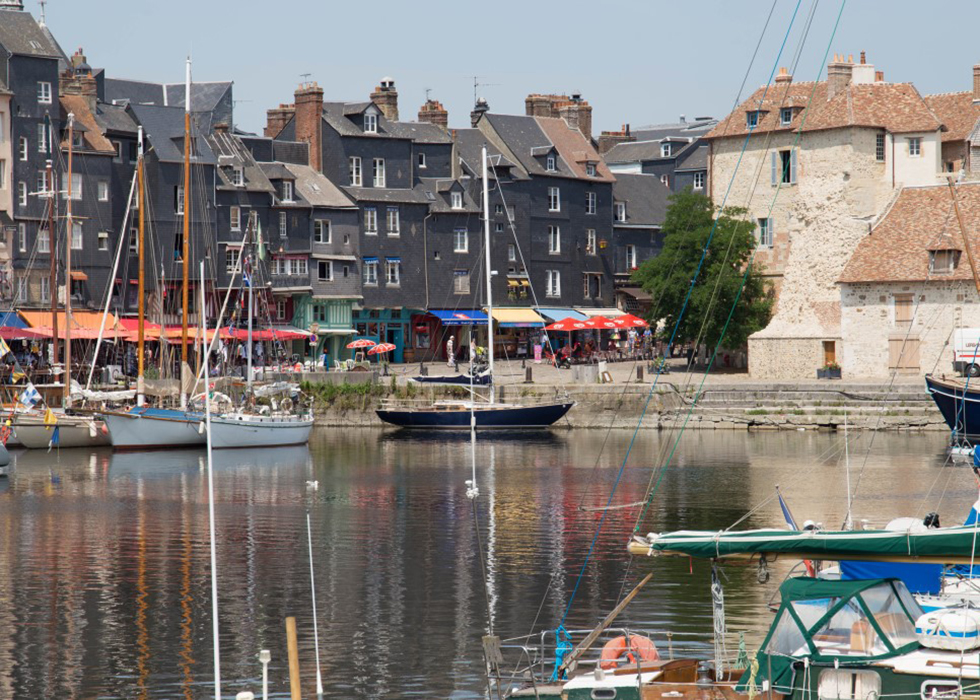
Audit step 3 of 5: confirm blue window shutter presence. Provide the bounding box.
[771,152,778,186]
[790,149,798,184]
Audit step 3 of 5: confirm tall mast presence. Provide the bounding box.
[64,112,74,407]
[180,57,192,409]
[46,130,58,372]
[137,126,146,406]
[246,245,253,396]
[482,146,494,404]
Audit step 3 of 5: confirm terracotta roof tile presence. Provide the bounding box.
[534,117,615,182]
[923,91,980,143]
[59,95,115,154]
[839,182,980,284]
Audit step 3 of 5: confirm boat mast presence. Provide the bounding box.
[247,227,253,395]
[180,57,192,409]
[46,127,58,372]
[64,112,74,408]
[137,126,146,406]
[482,146,494,405]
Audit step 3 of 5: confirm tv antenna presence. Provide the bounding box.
[472,76,499,105]
[425,87,432,102]
[300,73,312,83]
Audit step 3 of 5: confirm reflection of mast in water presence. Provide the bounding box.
[136,480,150,699]
[485,444,497,632]
[179,473,195,699]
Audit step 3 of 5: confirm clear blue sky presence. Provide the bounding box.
[42,0,979,135]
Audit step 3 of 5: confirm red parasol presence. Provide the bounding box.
[367,342,397,356]
[582,316,617,329]
[544,317,587,332]
[346,338,377,349]
[612,314,649,328]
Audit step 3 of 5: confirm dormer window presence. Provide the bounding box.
[929,250,959,274]
[660,143,671,158]
[586,163,597,177]
[615,202,626,222]
[231,167,244,187]
[746,111,761,129]
[71,131,84,149]
[364,112,378,134]
[451,191,463,210]
[282,180,293,202]
[546,155,557,172]
[780,108,793,126]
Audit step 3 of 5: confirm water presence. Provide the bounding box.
[0,428,971,698]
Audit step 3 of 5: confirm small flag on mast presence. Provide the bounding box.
[776,486,798,530]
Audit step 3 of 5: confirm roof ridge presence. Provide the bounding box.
[924,90,972,98]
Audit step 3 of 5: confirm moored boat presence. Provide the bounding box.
[925,374,980,439]
[377,399,573,429]
[12,410,109,449]
[102,406,206,451]
[208,411,313,449]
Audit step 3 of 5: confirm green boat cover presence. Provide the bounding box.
[736,577,922,694]
[643,526,980,562]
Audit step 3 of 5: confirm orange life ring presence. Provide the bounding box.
[599,634,659,670]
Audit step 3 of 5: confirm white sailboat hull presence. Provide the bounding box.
[103,409,207,451]
[208,413,313,449]
[13,413,110,449]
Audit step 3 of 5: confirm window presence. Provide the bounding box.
[746,111,760,129]
[270,257,284,275]
[37,122,49,153]
[586,229,596,255]
[272,299,286,321]
[35,170,47,196]
[17,182,26,208]
[288,257,308,276]
[693,172,705,190]
[418,152,426,169]
[175,185,184,214]
[660,143,671,157]
[586,191,596,215]
[71,222,82,250]
[98,231,109,251]
[453,269,470,294]
[451,191,463,210]
[37,81,52,104]
[780,108,793,126]
[615,202,626,222]
[773,149,797,185]
[98,181,109,202]
[314,220,331,243]
[230,206,241,231]
[876,133,886,162]
[129,227,138,253]
[930,250,959,273]
[226,247,241,274]
[40,276,49,303]
[231,167,244,187]
[546,155,556,172]
[281,180,293,202]
[894,293,914,324]
[548,225,560,254]
[586,163,597,177]
[583,273,601,300]
[920,681,961,700]
[548,187,560,212]
[372,158,386,187]
[508,244,516,262]
[349,156,362,186]
[454,228,468,253]
[494,222,503,233]
[364,112,377,134]
[626,245,637,270]
[279,212,287,237]
[18,136,27,161]
[128,142,138,164]
[385,259,400,285]
[112,140,122,162]
[363,259,378,285]
[661,174,669,187]
[386,207,400,235]
[757,217,773,248]
[248,210,258,232]
[908,137,921,157]
[72,130,84,149]
[38,227,49,253]
[494,204,503,215]
[17,224,25,252]
[343,233,351,245]
[546,270,561,298]
[318,260,333,281]
[364,207,378,234]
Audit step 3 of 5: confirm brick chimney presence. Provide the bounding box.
[294,82,324,172]
[974,64,980,104]
[370,77,399,121]
[598,124,635,155]
[264,103,295,138]
[774,67,792,85]
[471,98,489,128]
[827,53,853,99]
[524,92,592,140]
[59,47,98,114]
[418,99,448,129]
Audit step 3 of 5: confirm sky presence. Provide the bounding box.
[39,0,980,136]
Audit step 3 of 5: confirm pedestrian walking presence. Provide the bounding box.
[446,336,456,370]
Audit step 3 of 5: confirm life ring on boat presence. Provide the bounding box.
[599,634,659,670]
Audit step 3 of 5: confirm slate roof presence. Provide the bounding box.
[60,95,115,154]
[387,120,451,144]
[207,131,274,193]
[707,81,942,140]
[839,183,980,284]
[322,102,389,138]
[415,177,480,214]
[128,104,217,165]
[453,127,524,180]
[106,79,232,120]
[611,173,669,228]
[674,143,708,171]
[923,91,980,143]
[631,118,718,141]
[282,163,356,209]
[603,137,697,165]
[343,187,428,204]
[94,102,138,135]
[0,10,62,58]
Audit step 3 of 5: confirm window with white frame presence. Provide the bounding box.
[37,122,49,153]
[386,207,400,235]
[615,202,626,222]
[71,222,82,250]
[494,222,503,233]
[451,191,463,210]
[508,243,516,262]
[364,207,378,234]
[18,136,27,161]
[175,185,184,214]
[129,227,138,253]
[37,82,52,104]
[908,137,921,157]
[279,212,287,237]
[38,226,49,253]
[453,269,470,294]
[757,217,774,248]
[372,158,386,187]
[418,152,426,169]
[35,170,47,196]
[349,156,362,186]
[454,227,468,253]
[363,259,378,285]
[17,224,25,252]
[494,204,503,215]
[586,162,597,177]
[693,172,705,190]
[746,111,760,129]
[289,257,308,276]
[546,269,561,298]
[661,174,669,187]
[17,182,26,208]
[661,142,671,157]
[314,219,331,243]
[548,225,560,254]
[780,108,793,126]
[282,180,293,202]
[40,276,49,303]
[98,231,109,251]
[364,112,378,134]
[548,187,560,212]
[626,245,637,270]
[546,155,557,172]
[98,181,109,201]
[226,247,241,274]
[276,299,288,320]
[386,259,400,285]
[586,191,596,215]
[230,206,241,231]
[231,167,244,187]
[318,260,333,281]
[586,229,596,255]
[876,133,886,162]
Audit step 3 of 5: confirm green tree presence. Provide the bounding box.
[632,190,772,351]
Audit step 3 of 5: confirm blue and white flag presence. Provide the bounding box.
[776,487,798,530]
[47,426,59,452]
[18,383,40,409]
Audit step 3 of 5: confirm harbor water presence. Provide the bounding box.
[0,428,971,698]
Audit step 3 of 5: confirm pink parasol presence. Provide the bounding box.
[367,342,397,356]
[346,338,377,349]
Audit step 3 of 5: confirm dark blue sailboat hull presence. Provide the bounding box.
[376,402,574,429]
[925,374,980,438]
[411,373,492,387]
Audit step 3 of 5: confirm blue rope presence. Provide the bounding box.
[551,625,573,681]
[556,0,806,631]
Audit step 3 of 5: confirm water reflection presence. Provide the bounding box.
[0,429,971,697]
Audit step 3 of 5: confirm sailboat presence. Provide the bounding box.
[376,146,574,429]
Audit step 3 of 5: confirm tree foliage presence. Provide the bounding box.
[632,190,772,350]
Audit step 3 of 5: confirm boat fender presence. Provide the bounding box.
[916,608,980,651]
[598,634,659,670]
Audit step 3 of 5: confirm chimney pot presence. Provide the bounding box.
[973,65,980,103]
[860,50,866,64]
[875,70,884,82]
[371,77,399,121]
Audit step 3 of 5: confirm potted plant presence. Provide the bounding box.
[817,362,841,380]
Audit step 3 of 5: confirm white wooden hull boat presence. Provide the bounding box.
[13,411,110,449]
[208,412,313,449]
[102,407,206,451]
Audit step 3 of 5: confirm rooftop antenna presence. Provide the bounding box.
[300,73,312,84]
[425,87,432,102]
[38,0,46,26]
[471,76,499,105]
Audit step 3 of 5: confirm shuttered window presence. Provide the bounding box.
[888,337,920,370]
[894,294,914,324]
[771,150,797,185]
